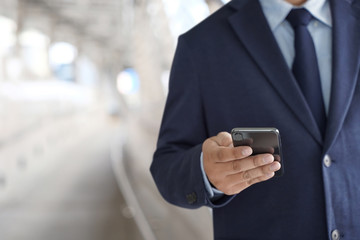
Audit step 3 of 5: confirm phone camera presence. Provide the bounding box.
[233,132,243,141]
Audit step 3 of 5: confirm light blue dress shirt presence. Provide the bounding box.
[201,0,332,199]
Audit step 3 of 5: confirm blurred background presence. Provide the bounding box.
[0,0,231,239]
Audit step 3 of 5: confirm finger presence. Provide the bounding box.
[225,172,275,195]
[212,145,253,163]
[227,154,274,174]
[202,133,232,153]
[212,153,273,175]
[246,172,275,186]
[225,161,281,185]
[212,132,233,147]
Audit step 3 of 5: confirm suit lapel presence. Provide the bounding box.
[324,0,360,152]
[228,0,323,144]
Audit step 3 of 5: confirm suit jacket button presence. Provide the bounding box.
[324,154,332,167]
[186,192,197,204]
[331,229,340,240]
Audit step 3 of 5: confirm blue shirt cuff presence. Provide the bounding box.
[200,152,224,200]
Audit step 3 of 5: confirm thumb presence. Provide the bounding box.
[213,132,233,147]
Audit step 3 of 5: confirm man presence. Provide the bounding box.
[151,0,360,239]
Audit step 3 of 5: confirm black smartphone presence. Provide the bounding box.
[231,127,284,176]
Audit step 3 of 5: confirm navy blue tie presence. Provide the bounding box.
[287,8,326,136]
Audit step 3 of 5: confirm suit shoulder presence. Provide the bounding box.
[180,0,246,43]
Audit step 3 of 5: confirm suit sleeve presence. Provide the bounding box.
[150,36,235,209]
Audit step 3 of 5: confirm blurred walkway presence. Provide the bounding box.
[0,123,142,240]
[0,81,142,240]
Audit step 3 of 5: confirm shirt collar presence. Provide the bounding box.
[258,0,332,31]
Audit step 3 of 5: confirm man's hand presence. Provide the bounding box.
[202,132,281,196]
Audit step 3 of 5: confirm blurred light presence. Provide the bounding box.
[221,0,231,3]
[19,29,49,47]
[0,16,16,50]
[49,42,77,66]
[162,0,209,37]
[20,29,50,77]
[116,68,140,95]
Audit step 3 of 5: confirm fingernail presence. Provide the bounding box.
[242,148,252,156]
[266,172,275,178]
[263,155,274,164]
[270,162,281,171]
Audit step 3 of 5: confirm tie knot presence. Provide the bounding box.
[286,8,313,28]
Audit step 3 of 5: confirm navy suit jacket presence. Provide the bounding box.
[151,0,360,239]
